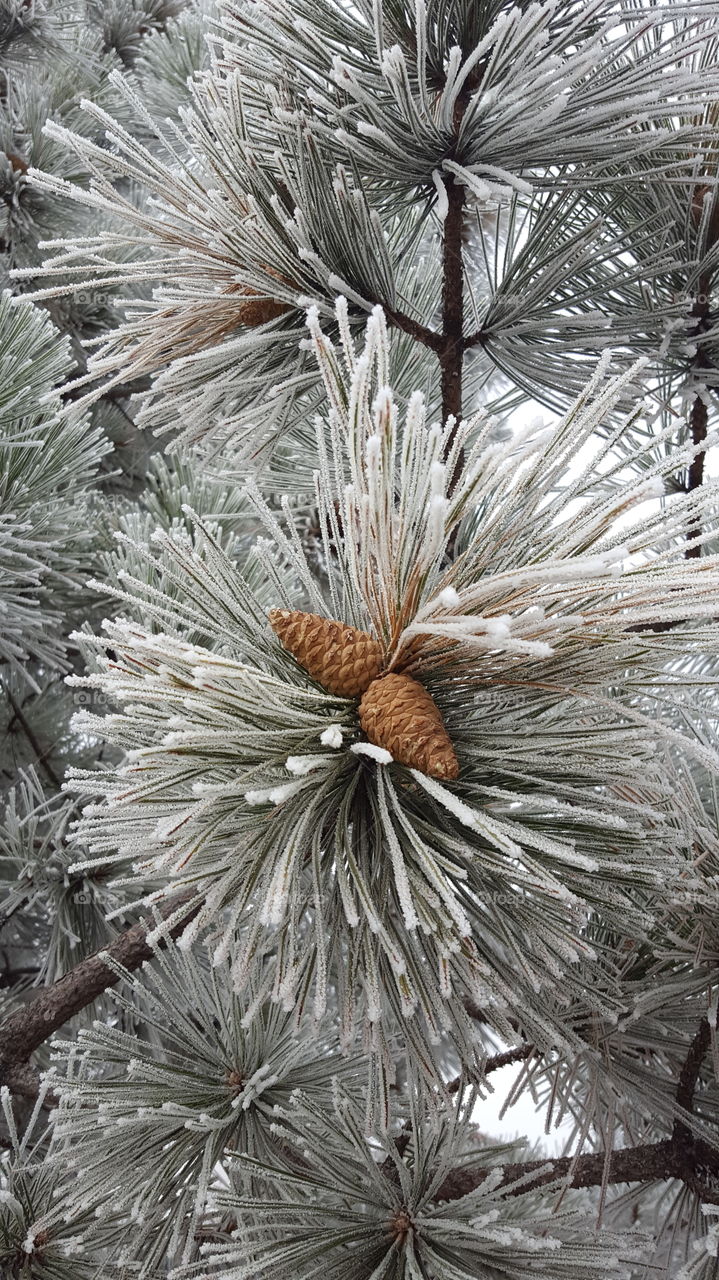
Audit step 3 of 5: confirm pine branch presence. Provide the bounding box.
[440,174,466,432]
[439,73,484,487]
[632,193,716,634]
[1,1060,51,1107]
[384,305,442,353]
[2,682,62,791]
[673,1017,711,1143]
[686,391,709,540]
[684,177,716,553]
[463,327,485,349]
[0,889,199,1087]
[435,1138,681,1202]
[687,178,719,512]
[436,1019,717,1205]
[685,275,713,559]
[447,1043,535,1094]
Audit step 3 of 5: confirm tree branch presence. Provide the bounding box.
[1,1061,54,1107]
[673,1017,711,1143]
[447,1042,535,1095]
[463,328,485,349]
[439,173,466,435]
[686,181,719,552]
[435,1018,718,1205]
[0,889,199,1086]
[435,1138,684,1202]
[438,70,492,496]
[384,306,443,353]
[685,374,710,561]
[2,681,62,790]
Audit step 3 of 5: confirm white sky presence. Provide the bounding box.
[474,1058,576,1156]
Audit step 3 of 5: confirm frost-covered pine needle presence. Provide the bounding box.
[65,302,719,1078]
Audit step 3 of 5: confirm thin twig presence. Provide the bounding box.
[463,329,485,349]
[439,173,466,436]
[447,1042,535,1094]
[685,387,709,560]
[673,1018,711,1145]
[0,888,200,1086]
[384,306,443,352]
[2,682,62,790]
[435,1017,717,1205]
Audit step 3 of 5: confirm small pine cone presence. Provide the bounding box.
[269,609,384,697]
[691,182,710,228]
[224,272,292,327]
[6,151,28,174]
[237,291,292,326]
[359,673,459,780]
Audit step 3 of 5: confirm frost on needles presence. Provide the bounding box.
[66,304,719,1086]
[3,1,719,1278]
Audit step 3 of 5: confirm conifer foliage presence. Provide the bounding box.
[2,1,719,1277]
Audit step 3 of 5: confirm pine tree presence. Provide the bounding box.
[2,1,719,1276]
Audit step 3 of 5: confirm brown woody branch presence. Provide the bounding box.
[674,1017,711,1144]
[0,889,199,1089]
[439,173,466,434]
[463,328,485,349]
[436,1019,718,1205]
[384,306,443,352]
[686,185,719,559]
[685,292,712,560]
[447,1042,535,1095]
[2,681,62,791]
[684,177,716,549]
[434,1136,719,1203]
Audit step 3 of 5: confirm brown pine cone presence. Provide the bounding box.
[269,609,384,697]
[6,151,28,174]
[359,673,459,780]
[224,271,293,327]
[237,292,292,326]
